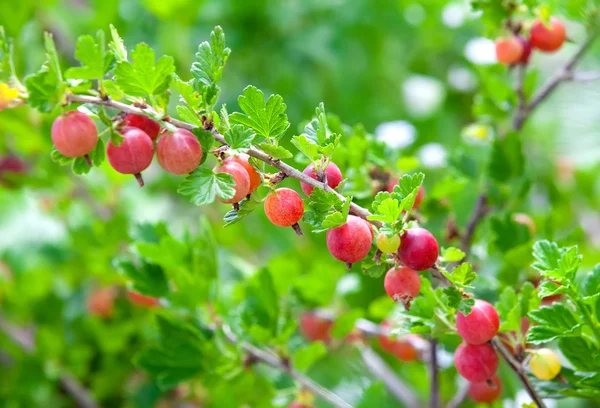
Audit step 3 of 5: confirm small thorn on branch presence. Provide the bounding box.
[292,223,303,236]
[233,202,240,212]
[134,173,144,188]
[269,171,287,185]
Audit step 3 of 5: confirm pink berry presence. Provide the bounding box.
[326,215,373,265]
[224,154,261,193]
[456,300,500,345]
[301,162,343,195]
[468,375,502,403]
[106,127,154,187]
[455,343,498,382]
[264,188,304,227]
[51,111,98,157]
[127,290,160,308]
[530,17,566,53]
[157,129,202,175]
[216,161,250,204]
[495,36,524,65]
[384,266,421,307]
[397,228,439,271]
[300,312,332,343]
[517,36,533,64]
[123,113,161,140]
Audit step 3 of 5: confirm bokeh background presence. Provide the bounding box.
[0,0,599,407]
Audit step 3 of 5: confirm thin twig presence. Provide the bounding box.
[0,314,99,408]
[567,71,600,82]
[221,325,353,408]
[512,64,528,130]
[460,193,488,256]
[491,338,546,408]
[429,338,439,408]
[360,347,420,408]
[66,94,379,227]
[446,382,469,408]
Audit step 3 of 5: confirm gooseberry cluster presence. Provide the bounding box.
[495,16,566,65]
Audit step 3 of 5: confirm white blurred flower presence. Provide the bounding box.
[504,391,557,408]
[375,120,416,149]
[336,273,361,296]
[447,66,477,92]
[404,4,425,26]
[442,3,468,28]
[418,143,448,168]
[402,75,446,118]
[465,37,497,65]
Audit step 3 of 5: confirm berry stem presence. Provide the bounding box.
[134,173,144,187]
[292,223,303,236]
[84,154,92,166]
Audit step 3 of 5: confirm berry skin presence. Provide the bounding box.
[518,36,533,64]
[87,287,115,318]
[384,266,421,307]
[224,154,261,193]
[376,232,400,254]
[468,375,502,403]
[378,320,399,353]
[301,162,343,195]
[455,343,498,382]
[123,113,161,140]
[107,127,154,187]
[530,348,561,380]
[216,161,251,204]
[300,312,332,343]
[495,36,524,65]
[387,182,425,210]
[326,215,373,264]
[456,299,500,345]
[397,228,439,271]
[531,17,566,53]
[127,290,160,308]
[51,111,98,157]
[264,188,304,227]
[157,129,202,175]
[394,334,420,362]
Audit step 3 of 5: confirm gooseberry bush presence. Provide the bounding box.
[1,1,600,407]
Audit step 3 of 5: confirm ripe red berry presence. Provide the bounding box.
[51,111,98,158]
[468,375,502,403]
[0,156,26,174]
[517,36,533,64]
[123,113,161,140]
[456,300,500,345]
[127,290,160,308]
[216,161,251,204]
[87,287,115,318]
[455,343,498,382]
[300,312,332,343]
[157,129,202,175]
[384,266,421,307]
[531,17,566,53]
[107,127,154,187]
[224,154,261,193]
[301,162,343,195]
[495,36,524,65]
[378,320,399,353]
[386,182,425,210]
[394,334,420,362]
[326,215,373,265]
[397,228,439,271]
[264,188,304,228]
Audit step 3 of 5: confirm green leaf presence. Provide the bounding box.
[458,298,476,315]
[114,258,169,297]
[257,143,292,159]
[532,240,581,284]
[192,128,214,165]
[239,269,280,342]
[368,198,402,224]
[559,337,600,372]
[392,173,425,199]
[527,303,582,344]
[496,287,521,332]
[223,188,267,226]
[90,138,105,166]
[191,26,231,87]
[291,134,320,161]
[224,124,255,155]
[292,342,327,372]
[174,74,202,111]
[489,131,525,181]
[331,309,363,338]
[103,79,125,100]
[65,31,112,81]
[445,263,477,289]
[581,265,600,297]
[177,167,235,206]
[72,156,91,175]
[114,43,175,99]
[109,24,127,62]
[50,148,73,165]
[441,247,466,263]
[229,86,290,141]
[24,33,65,113]
[490,213,531,252]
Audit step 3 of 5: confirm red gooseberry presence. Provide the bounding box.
[495,36,524,65]
[87,287,115,318]
[468,375,502,403]
[264,188,304,231]
[51,111,98,158]
[127,290,160,308]
[216,161,251,204]
[157,129,202,175]
[455,343,498,382]
[300,312,332,343]
[456,299,500,345]
[518,36,533,64]
[384,266,421,308]
[326,215,373,265]
[123,113,161,141]
[106,127,154,187]
[301,161,343,195]
[530,17,566,53]
[224,154,261,193]
[397,228,439,271]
